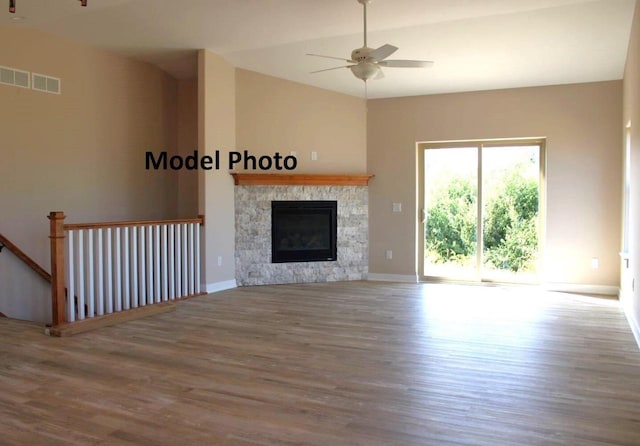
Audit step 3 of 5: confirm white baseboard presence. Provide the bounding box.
[543,282,619,296]
[367,273,419,283]
[204,280,237,294]
[620,292,640,350]
[624,308,640,350]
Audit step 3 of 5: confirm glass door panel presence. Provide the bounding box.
[424,147,478,280]
[481,145,540,283]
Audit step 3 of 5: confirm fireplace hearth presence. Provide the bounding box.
[271,201,337,263]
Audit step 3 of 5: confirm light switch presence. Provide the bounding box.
[392,203,402,213]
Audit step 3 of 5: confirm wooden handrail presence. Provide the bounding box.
[0,233,51,283]
[64,215,205,231]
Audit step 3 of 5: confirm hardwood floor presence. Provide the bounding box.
[1,281,640,445]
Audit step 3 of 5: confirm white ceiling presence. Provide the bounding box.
[1,0,636,98]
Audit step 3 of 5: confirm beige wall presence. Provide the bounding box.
[177,79,199,218]
[623,2,640,337]
[0,27,179,321]
[235,69,367,174]
[197,50,236,288]
[368,81,622,287]
[194,65,367,289]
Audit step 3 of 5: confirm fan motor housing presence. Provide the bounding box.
[351,47,373,62]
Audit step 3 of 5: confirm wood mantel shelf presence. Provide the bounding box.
[231,173,374,186]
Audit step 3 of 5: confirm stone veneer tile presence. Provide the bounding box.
[235,185,369,286]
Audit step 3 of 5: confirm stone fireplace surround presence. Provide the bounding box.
[233,174,372,286]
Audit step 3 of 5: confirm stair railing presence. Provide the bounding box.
[48,212,205,334]
[0,232,51,283]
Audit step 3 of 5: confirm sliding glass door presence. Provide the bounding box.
[419,140,544,283]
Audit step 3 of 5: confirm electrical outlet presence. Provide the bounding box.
[392,203,402,213]
[217,256,222,266]
[311,151,318,161]
[386,250,393,260]
[591,257,599,269]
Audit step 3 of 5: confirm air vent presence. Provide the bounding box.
[0,65,30,89]
[32,73,61,94]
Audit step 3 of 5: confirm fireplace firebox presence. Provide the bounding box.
[271,201,337,263]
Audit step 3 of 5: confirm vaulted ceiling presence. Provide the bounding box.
[1,0,635,98]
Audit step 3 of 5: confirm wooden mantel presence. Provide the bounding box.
[231,173,374,186]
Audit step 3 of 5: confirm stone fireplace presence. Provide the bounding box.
[233,174,371,286]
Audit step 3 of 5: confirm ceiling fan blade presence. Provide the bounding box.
[306,53,355,63]
[310,65,353,74]
[378,60,434,68]
[368,44,398,62]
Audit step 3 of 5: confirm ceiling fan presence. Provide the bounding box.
[307,0,434,82]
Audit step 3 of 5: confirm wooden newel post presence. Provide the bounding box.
[48,211,66,326]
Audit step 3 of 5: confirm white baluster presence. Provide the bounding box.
[66,230,76,323]
[76,230,85,320]
[138,226,145,307]
[113,227,123,311]
[87,229,95,318]
[95,229,104,317]
[175,225,181,298]
[105,228,113,315]
[195,222,201,294]
[153,225,160,303]
[146,225,154,305]
[168,224,175,300]
[123,227,130,310]
[115,227,122,312]
[131,226,139,308]
[182,223,188,297]
[162,224,168,301]
[188,223,195,296]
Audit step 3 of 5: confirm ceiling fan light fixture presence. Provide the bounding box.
[350,63,380,81]
[307,0,433,83]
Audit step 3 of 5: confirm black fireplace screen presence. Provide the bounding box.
[271,201,337,263]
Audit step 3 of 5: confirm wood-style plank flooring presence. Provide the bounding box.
[1,281,640,445]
